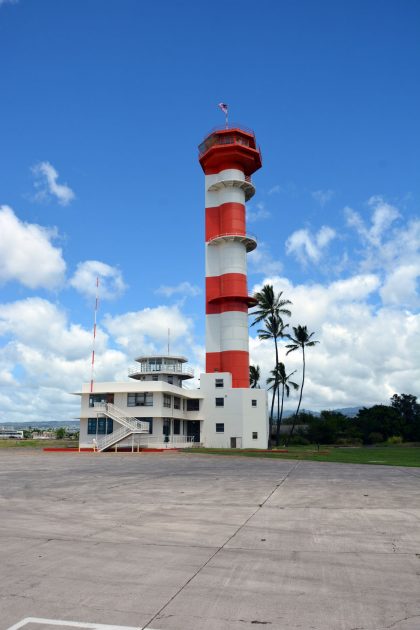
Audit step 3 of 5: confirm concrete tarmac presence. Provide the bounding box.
[1,451,419,630]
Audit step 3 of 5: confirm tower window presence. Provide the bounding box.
[215,398,224,407]
[252,432,258,440]
[252,399,257,407]
[163,394,171,408]
[215,378,224,388]
[216,423,224,433]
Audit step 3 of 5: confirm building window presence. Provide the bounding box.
[173,419,181,435]
[127,393,153,407]
[163,394,171,408]
[89,394,107,408]
[163,418,171,436]
[87,418,113,435]
[152,375,158,381]
[173,396,180,410]
[215,398,224,407]
[216,423,224,433]
[252,432,258,440]
[140,418,153,434]
[187,399,199,411]
[167,376,173,385]
[215,378,224,388]
[252,399,257,407]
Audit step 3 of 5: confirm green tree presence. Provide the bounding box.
[249,365,261,388]
[267,363,299,446]
[354,405,401,443]
[257,314,290,446]
[390,393,420,441]
[251,286,292,448]
[285,325,319,445]
[56,427,66,440]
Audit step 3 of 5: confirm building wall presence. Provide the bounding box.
[200,372,268,449]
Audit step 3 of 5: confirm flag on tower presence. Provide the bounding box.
[218,102,228,114]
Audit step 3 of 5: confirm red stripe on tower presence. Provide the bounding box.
[199,127,262,388]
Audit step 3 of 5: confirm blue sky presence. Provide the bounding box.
[0,0,419,422]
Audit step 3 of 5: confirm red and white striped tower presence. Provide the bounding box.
[198,127,262,388]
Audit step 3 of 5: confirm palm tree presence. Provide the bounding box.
[257,315,289,444]
[251,286,292,449]
[267,363,299,446]
[251,285,292,326]
[285,325,319,444]
[249,365,261,388]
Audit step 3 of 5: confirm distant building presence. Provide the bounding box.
[76,125,268,451]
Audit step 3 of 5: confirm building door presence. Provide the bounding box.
[189,421,201,442]
[230,437,236,448]
[230,437,242,448]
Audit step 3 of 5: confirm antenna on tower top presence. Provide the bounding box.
[90,277,100,394]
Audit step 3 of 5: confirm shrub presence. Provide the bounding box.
[287,435,310,446]
[387,435,403,445]
[368,432,384,444]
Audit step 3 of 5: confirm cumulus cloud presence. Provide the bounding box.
[104,304,194,356]
[250,274,420,411]
[312,189,334,206]
[247,201,271,223]
[0,205,66,289]
[31,161,75,206]
[70,260,127,300]
[0,0,18,5]
[286,225,336,264]
[156,281,201,298]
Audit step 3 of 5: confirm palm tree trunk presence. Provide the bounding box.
[276,382,285,447]
[268,336,279,449]
[286,346,305,445]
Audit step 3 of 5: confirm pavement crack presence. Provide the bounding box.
[141,461,300,629]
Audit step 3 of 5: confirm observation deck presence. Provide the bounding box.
[128,355,194,380]
[206,232,257,253]
[198,127,262,176]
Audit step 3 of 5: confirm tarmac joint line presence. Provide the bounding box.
[141,460,301,629]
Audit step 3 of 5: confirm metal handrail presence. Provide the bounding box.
[207,232,257,243]
[94,402,149,433]
[201,123,256,139]
[128,363,194,376]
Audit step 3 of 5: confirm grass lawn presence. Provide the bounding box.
[184,445,420,467]
[0,439,77,449]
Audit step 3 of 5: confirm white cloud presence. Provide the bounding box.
[0,205,66,289]
[268,185,281,195]
[104,304,194,355]
[70,260,127,300]
[0,0,18,5]
[286,225,336,264]
[247,201,270,223]
[380,264,420,308]
[248,242,282,275]
[156,281,201,298]
[250,274,420,411]
[345,196,400,247]
[31,161,75,206]
[312,189,334,206]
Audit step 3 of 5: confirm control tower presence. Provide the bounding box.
[198,127,262,388]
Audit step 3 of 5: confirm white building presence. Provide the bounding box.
[76,124,268,451]
[77,354,267,451]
